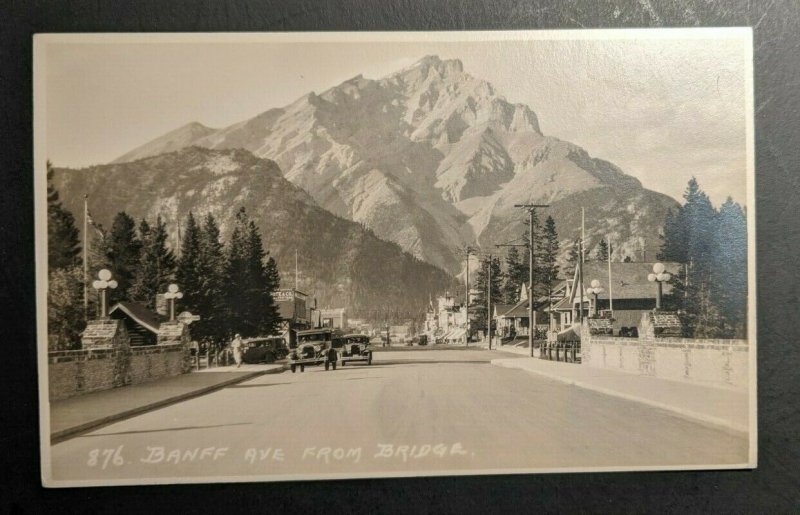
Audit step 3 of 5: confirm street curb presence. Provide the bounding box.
[50,365,287,444]
[491,359,749,436]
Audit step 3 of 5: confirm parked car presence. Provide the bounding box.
[242,336,289,364]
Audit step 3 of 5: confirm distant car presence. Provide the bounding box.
[340,334,373,366]
[417,335,428,346]
[242,336,289,364]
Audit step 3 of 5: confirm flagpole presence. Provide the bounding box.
[83,194,88,321]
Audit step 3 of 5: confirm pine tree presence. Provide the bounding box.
[223,208,280,337]
[106,212,141,303]
[176,212,203,314]
[47,162,81,270]
[246,220,281,335]
[192,214,227,346]
[564,239,580,279]
[473,255,504,331]
[541,216,560,323]
[502,246,525,303]
[130,216,176,309]
[265,256,281,293]
[711,198,748,337]
[594,238,609,262]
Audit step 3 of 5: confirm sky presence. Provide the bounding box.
[40,31,751,206]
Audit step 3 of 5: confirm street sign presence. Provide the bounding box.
[176,311,201,325]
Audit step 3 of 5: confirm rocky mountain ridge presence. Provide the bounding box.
[113,55,678,273]
[53,147,456,320]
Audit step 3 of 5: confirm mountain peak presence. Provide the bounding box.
[396,55,464,79]
[112,121,217,164]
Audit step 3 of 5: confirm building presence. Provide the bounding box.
[319,308,347,329]
[553,261,683,336]
[108,302,166,346]
[274,289,312,347]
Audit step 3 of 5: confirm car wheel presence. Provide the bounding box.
[341,361,345,366]
[368,352,373,365]
[290,364,296,373]
[300,365,305,372]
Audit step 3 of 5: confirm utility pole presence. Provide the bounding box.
[83,195,89,321]
[487,253,492,350]
[514,204,549,357]
[578,237,584,323]
[464,246,475,347]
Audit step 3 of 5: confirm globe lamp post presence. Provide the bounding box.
[164,283,184,321]
[91,269,118,318]
[586,279,605,317]
[647,263,672,310]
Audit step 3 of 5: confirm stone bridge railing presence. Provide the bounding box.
[580,318,749,391]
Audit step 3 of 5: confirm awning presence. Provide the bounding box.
[446,328,466,341]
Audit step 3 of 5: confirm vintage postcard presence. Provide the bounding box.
[35,29,756,487]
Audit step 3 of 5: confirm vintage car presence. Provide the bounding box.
[241,336,289,364]
[339,333,373,366]
[289,328,341,372]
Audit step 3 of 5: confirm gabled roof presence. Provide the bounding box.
[569,261,683,303]
[109,302,166,334]
[493,304,513,317]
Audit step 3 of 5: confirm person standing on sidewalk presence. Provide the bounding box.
[231,334,244,368]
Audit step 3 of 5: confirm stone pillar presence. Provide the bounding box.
[637,312,656,376]
[157,321,192,373]
[81,319,129,349]
[579,320,591,365]
[80,318,131,387]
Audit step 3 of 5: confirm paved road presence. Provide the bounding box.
[49,349,748,483]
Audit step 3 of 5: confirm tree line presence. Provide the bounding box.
[47,167,282,350]
[468,177,748,340]
[658,178,748,338]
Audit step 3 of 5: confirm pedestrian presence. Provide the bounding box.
[231,333,244,368]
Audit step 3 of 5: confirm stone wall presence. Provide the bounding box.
[581,323,749,390]
[48,342,191,401]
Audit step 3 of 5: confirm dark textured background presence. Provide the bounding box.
[1,1,798,512]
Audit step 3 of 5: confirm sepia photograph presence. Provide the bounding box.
[34,29,756,487]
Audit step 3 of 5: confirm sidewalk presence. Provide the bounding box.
[50,363,285,443]
[491,357,749,435]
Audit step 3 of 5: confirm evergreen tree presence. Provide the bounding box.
[711,198,748,337]
[473,255,504,331]
[265,256,281,294]
[47,265,85,350]
[176,212,203,313]
[594,238,609,262]
[192,214,228,345]
[223,208,280,337]
[106,212,141,303]
[130,216,176,309]
[502,246,525,304]
[541,216,561,323]
[47,162,81,270]
[657,178,745,337]
[564,239,581,279]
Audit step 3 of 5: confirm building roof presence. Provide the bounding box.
[493,304,513,317]
[109,302,166,334]
[571,261,682,303]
